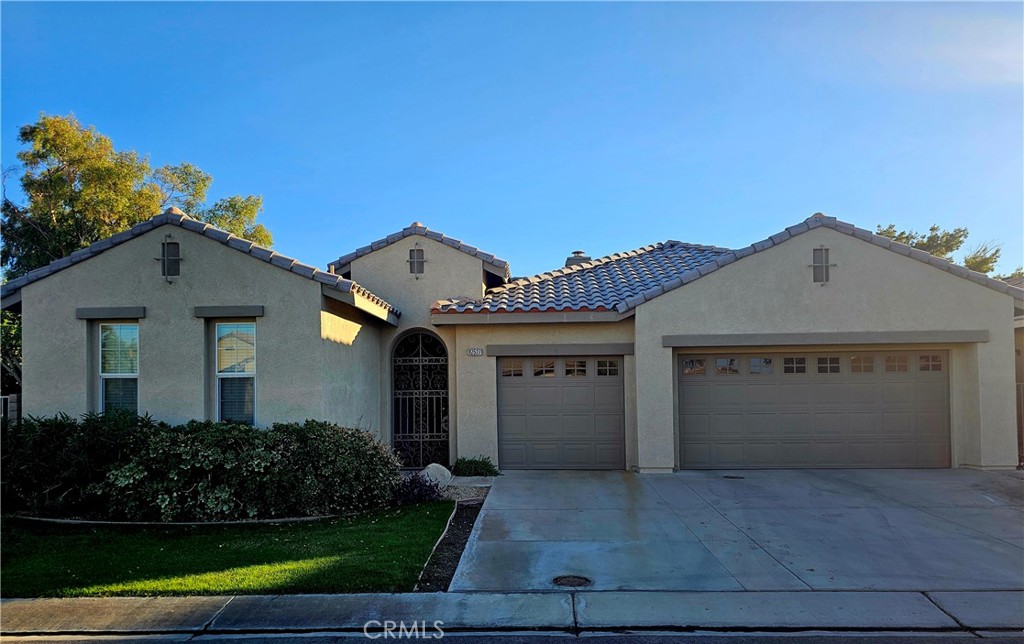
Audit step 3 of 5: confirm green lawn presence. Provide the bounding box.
[0,501,454,597]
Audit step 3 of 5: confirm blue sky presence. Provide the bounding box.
[3,2,1022,277]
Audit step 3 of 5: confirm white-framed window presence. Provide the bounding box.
[99,323,139,413]
[216,322,256,424]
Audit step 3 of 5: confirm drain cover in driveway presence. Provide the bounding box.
[552,575,593,587]
[723,475,746,480]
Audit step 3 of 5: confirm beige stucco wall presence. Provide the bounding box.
[20,224,382,430]
[347,235,493,459]
[634,226,1019,470]
[448,320,637,467]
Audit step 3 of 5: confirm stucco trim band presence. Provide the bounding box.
[431,310,633,325]
[194,306,265,318]
[76,306,146,320]
[486,343,635,357]
[662,330,990,347]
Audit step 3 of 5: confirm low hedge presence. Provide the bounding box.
[1,413,402,521]
[452,455,500,477]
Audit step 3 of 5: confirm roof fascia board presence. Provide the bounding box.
[321,285,398,326]
[662,330,991,348]
[486,343,635,356]
[430,310,633,325]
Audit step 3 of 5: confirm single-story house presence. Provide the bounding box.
[2,208,1021,471]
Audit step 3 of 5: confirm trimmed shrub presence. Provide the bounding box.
[393,473,444,506]
[2,415,402,521]
[1,411,153,517]
[452,455,500,477]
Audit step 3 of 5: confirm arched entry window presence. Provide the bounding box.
[392,330,450,467]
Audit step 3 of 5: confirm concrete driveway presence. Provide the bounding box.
[450,469,1024,592]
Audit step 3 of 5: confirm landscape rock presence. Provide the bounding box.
[421,463,453,490]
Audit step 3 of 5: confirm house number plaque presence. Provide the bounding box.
[466,347,484,356]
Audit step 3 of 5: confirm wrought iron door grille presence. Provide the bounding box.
[392,332,450,467]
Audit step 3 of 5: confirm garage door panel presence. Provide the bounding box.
[680,384,711,407]
[882,382,914,405]
[743,414,779,437]
[562,385,595,408]
[562,414,595,439]
[499,415,527,439]
[882,412,914,435]
[847,383,882,404]
[918,411,949,437]
[741,383,779,406]
[710,384,749,405]
[710,414,747,437]
[681,414,711,437]
[561,443,596,467]
[918,442,950,466]
[595,414,624,440]
[778,413,815,436]
[594,384,625,410]
[777,384,812,405]
[846,412,882,437]
[528,443,561,467]
[498,356,624,470]
[745,442,781,466]
[678,350,949,468]
[500,387,528,410]
[596,443,626,467]
[813,442,850,465]
[681,443,712,467]
[711,442,745,466]
[499,443,528,468]
[528,387,560,407]
[814,412,849,434]
[916,382,948,406]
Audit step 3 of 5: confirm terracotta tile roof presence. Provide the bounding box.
[434,241,732,314]
[435,213,1024,316]
[328,222,510,281]
[1,208,400,318]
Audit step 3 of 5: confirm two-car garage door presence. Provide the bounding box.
[497,356,625,469]
[677,350,950,468]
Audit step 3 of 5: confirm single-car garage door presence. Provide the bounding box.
[498,356,625,469]
[678,350,950,468]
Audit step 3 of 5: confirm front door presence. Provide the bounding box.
[392,331,450,467]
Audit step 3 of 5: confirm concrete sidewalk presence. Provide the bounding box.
[2,591,1022,636]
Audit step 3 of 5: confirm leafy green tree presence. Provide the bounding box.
[995,266,1024,281]
[1,113,272,280]
[0,113,274,394]
[876,224,1001,274]
[1,309,21,390]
